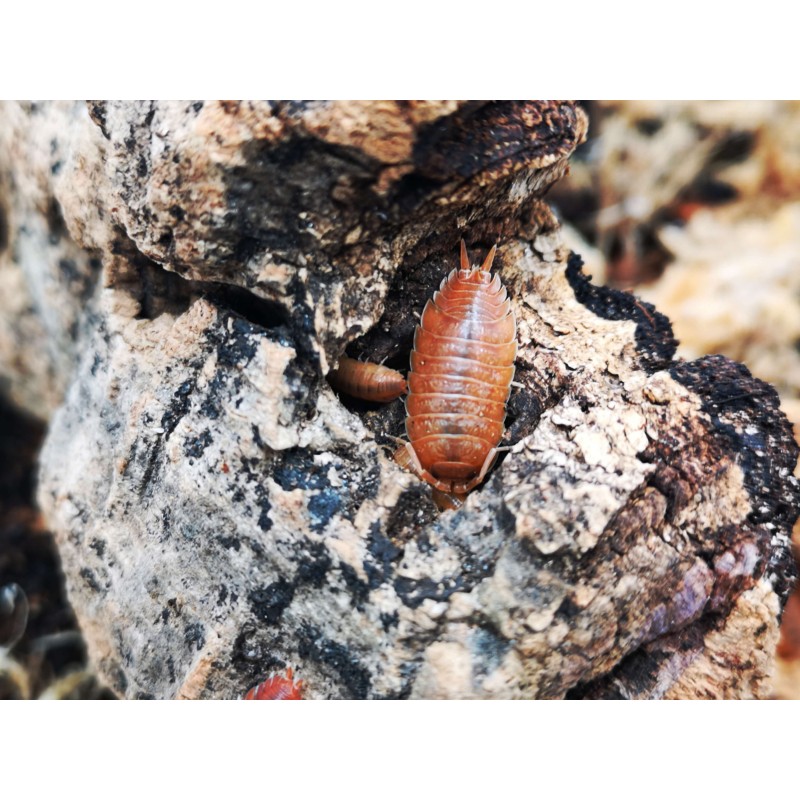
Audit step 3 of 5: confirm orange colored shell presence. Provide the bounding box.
[243,667,304,700]
[403,242,516,494]
[328,356,407,403]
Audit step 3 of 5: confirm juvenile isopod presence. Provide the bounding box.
[327,356,407,403]
[395,241,516,498]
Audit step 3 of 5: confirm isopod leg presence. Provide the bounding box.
[476,447,499,482]
[394,443,452,494]
[394,442,424,477]
[462,447,500,493]
[479,244,497,272]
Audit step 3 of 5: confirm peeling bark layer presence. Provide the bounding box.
[0,101,796,698]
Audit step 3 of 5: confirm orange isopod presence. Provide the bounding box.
[396,241,516,496]
[327,356,407,403]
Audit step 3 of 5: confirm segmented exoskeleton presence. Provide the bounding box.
[396,241,516,496]
[327,356,407,403]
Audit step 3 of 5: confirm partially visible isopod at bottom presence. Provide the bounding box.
[243,667,304,700]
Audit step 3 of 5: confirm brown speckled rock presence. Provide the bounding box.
[2,100,797,698]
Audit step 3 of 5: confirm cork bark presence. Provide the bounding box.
[0,101,796,698]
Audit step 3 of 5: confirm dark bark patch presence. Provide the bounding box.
[161,379,195,440]
[87,101,110,139]
[670,355,800,603]
[365,525,403,589]
[183,429,212,459]
[293,542,332,588]
[394,575,465,609]
[79,567,105,594]
[297,623,372,698]
[566,252,677,372]
[338,563,370,610]
[471,625,510,678]
[249,579,295,625]
[414,101,582,182]
[184,622,206,652]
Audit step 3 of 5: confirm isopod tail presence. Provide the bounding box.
[460,239,498,274]
[460,239,471,270]
[480,244,498,273]
[430,487,467,512]
[394,445,467,512]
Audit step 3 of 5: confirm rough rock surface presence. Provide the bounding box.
[540,99,800,698]
[0,102,102,418]
[0,101,797,698]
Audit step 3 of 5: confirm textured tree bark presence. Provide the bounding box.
[1,101,797,698]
